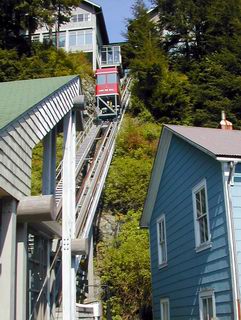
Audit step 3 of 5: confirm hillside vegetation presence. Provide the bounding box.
[2,0,241,319]
[123,0,241,128]
[96,117,160,320]
[97,0,241,318]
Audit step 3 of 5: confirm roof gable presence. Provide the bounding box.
[82,0,109,44]
[140,124,241,227]
[0,75,77,131]
[166,125,241,159]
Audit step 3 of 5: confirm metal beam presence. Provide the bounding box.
[0,198,17,320]
[62,111,76,320]
[16,223,27,320]
[42,127,57,196]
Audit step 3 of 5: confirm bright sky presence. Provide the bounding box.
[95,0,151,43]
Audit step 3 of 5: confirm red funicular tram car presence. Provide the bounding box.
[95,67,121,120]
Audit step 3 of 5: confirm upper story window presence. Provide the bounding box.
[192,179,211,252]
[199,290,216,320]
[160,298,170,320]
[157,215,167,267]
[71,13,91,23]
[69,29,92,47]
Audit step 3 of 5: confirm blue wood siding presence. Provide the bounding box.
[231,163,241,299]
[149,135,233,319]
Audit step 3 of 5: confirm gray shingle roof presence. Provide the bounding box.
[166,124,241,158]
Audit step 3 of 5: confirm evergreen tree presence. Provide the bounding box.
[124,0,192,123]
[0,0,79,53]
[154,0,241,64]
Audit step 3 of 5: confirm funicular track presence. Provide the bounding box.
[29,75,131,320]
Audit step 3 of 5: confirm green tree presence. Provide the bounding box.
[124,0,193,124]
[103,116,160,213]
[96,211,151,320]
[97,117,160,319]
[155,0,241,65]
[0,0,80,53]
[0,46,93,82]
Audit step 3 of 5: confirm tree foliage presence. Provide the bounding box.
[96,211,151,320]
[103,116,160,213]
[0,0,79,53]
[97,117,160,319]
[123,0,241,128]
[123,0,192,124]
[0,45,93,82]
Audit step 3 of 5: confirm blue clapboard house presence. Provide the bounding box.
[141,124,241,320]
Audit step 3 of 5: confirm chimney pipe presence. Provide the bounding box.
[220,111,233,130]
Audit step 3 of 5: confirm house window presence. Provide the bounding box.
[69,30,93,47]
[71,13,91,23]
[59,32,66,48]
[32,34,40,42]
[192,179,211,251]
[199,290,216,320]
[160,298,170,320]
[157,215,167,266]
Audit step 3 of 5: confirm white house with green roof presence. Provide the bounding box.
[0,75,83,320]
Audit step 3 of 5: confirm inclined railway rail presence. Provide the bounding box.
[29,74,131,320]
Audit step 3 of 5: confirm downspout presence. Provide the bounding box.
[223,161,240,319]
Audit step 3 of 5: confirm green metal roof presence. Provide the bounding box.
[0,75,78,131]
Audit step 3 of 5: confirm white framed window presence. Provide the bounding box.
[71,13,91,23]
[160,298,170,320]
[192,179,211,251]
[59,32,66,48]
[157,215,167,267]
[199,289,216,320]
[69,29,93,47]
[32,34,40,42]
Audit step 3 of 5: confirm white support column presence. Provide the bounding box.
[42,127,57,195]
[16,223,28,320]
[92,27,97,71]
[45,241,51,320]
[0,198,17,320]
[42,128,57,320]
[62,111,76,320]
